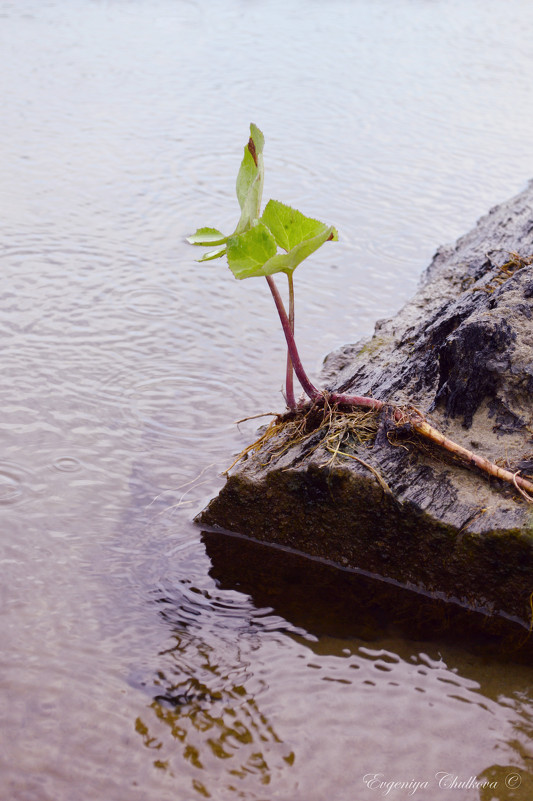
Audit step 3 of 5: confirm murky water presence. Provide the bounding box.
[2,1,533,799]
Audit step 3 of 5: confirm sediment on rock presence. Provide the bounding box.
[198,182,533,628]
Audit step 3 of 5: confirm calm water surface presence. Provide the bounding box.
[2,1,533,799]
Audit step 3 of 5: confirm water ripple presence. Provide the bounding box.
[51,456,83,473]
[122,286,182,318]
[0,464,24,505]
[0,461,39,507]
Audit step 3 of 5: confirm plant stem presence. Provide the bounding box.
[265,275,321,401]
[285,273,296,410]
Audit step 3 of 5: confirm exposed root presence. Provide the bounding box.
[225,402,380,474]
[224,417,289,474]
[234,412,279,424]
[408,410,533,502]
[326,449,392,495]
[513,472,533,504]
[148,462,220,518]
[226,396,533,504]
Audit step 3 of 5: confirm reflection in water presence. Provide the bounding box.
[130,532,533,799]
[133,586,295,798]
[202,531,533,660]
[479,765,533,801]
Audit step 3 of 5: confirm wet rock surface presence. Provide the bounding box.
[198,183,533,628]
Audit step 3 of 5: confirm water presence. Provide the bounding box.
[1,1,533,799]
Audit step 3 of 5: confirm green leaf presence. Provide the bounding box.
[261,200,327,252]
[227,209,338,280]
[226,223,277,279]
[258,199,338,276]
[197,246,227,262]
[243,222,337,278]
[186,227,227,246]
[277,222,338,275]
[234,123,265,234]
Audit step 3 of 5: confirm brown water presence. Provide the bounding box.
[2,1,533,799]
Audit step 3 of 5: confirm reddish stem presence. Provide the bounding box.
[329,391,383,410]
[265,276,321,401]
[285,273,296,410]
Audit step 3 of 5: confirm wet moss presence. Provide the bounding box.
[356,336,390,357]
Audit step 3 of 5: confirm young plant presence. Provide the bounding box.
[188,125,533,501]
[187,123,338,409]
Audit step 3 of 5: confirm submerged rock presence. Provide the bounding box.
[198,183,533,629]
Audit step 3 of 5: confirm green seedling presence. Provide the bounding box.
[187,123,337,409]
[187,125,533,501]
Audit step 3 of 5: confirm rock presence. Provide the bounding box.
[198,183,533,630]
